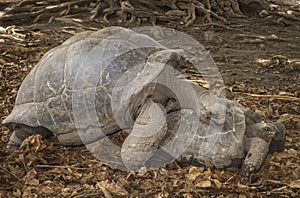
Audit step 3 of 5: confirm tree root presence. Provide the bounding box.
[0,0,299,27]
[0,0,96,25]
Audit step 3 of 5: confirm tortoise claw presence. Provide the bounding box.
[240,161,255,179]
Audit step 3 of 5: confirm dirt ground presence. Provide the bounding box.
[0,1,299,197]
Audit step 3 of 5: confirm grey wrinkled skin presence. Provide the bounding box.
[2,27,286,178]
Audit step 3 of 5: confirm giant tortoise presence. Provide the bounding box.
[2,26,285,178]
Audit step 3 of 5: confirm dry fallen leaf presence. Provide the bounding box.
[289,180,300,189]
[22,168,37,181]
[213,179,223,188]
[25,178,39,186]
[96,180,128,196]
[237,183,248,190]
[61,188,73,197]
[195,180,211,188]
[19,134,43,153]
[185,166,205,182]
[238,194,247,198]
[183,193,193,198]
[98,185,113,198]
[40,186,55,194]
[203,168,212,179]
[186,170,202,182]
[22,187,37,198]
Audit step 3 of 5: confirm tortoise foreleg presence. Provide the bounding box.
[241,137,270,178]
[121,100,168,172]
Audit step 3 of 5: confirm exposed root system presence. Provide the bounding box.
[1,0,299,27]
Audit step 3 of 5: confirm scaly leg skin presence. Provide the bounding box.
[7,125,53,149]
[242,122,286,179]
[241,137,270,179]
[121,100,168,172]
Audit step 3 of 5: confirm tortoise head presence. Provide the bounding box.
[246,122,286,153]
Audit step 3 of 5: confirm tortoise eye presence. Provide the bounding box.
[264,127,271,132]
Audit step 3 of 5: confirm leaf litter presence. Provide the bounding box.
[0,3,300,197]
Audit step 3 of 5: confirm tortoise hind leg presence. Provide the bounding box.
[7,124,54,149]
